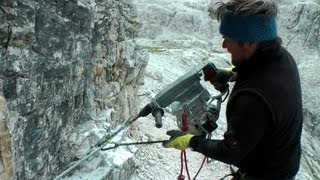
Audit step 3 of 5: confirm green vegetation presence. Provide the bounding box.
[144,46,167,53]
[210,48,223,53]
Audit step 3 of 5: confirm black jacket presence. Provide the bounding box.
[189,46,303,179]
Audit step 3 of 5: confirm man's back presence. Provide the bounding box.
[227,46,303,178]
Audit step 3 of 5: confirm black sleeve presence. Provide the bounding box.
[189,92,271,165]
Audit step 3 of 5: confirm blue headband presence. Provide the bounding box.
[219,12,277,42]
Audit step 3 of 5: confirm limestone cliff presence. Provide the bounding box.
[0,0,319,179]
[0,0,147,179]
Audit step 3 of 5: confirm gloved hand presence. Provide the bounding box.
[162,130,194,150]
[185,125,204,136]
[209,67,236,92]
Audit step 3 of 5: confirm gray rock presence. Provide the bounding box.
[0,0,147,179]
[0,0,319,179]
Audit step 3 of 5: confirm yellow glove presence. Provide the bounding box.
[162,130,194,150]
[186,125,204,136]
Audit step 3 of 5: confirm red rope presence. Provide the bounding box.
[183,150,191,179]
[178,151,185,180]
[177,112,208,180]
[181,112,188,132]
[180,151,207,180]
[178,112,189,180]
[193,156,208,179]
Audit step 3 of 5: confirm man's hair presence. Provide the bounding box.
[212,0,281,51]
[213,0,278,21]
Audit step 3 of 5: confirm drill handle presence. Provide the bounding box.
[152,107,164,128]
[138,103,154,117]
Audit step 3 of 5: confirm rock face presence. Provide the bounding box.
[0,0,147,179]
[0,0,319,179]
[0,80,13,180]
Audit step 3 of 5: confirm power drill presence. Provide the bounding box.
[136,60,233,134]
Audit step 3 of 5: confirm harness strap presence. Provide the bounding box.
[220,165,246,180]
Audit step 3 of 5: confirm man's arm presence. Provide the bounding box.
[189,92,271,165]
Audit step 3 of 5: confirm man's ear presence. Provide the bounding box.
[244,42,258,57]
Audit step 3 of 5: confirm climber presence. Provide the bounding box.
[163,0,303,179]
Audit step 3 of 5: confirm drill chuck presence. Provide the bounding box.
[138,103,154,117]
